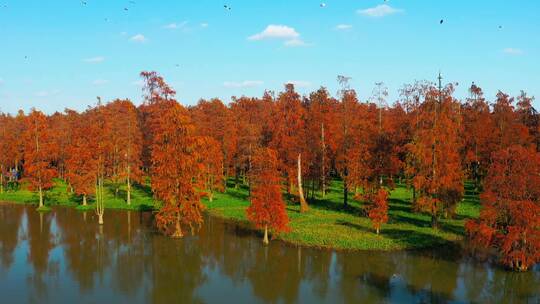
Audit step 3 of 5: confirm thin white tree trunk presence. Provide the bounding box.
[263,225,269,245]
[298,154,308,213]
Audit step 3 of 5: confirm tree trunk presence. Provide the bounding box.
[376,227,380,235]
[412,186,417,211]
[98,213,104,225]
[321,123,326,198]
[83,194,87,206]
[298,154,309,213]
[127,175,131,206]
[431,213,438,229]
[172,214,184,238]
[38,186,43,208]
[343,180,348,207]
[263,225,269,245]
[0,171,3,193]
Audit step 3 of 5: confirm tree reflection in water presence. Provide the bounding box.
[0,204,538,303]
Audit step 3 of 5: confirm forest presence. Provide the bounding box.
[0,71,539,272]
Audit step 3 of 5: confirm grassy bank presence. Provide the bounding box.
[0,179,156,211]
[204,180,481,251]
[0,178,481,251]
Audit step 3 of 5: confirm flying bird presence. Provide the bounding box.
[224,4,231,10]
[440,19,444,24]
[498,25,503,29]
[124,7,128,11]
[320,3,326,8]
[81,1,87,5]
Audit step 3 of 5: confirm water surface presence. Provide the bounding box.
[0,204,539,303]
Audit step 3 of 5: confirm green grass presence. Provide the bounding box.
[204,180,481,251]
[0,177,481,251]
[0,178,157,211]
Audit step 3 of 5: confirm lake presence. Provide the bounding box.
[0,204,538,303]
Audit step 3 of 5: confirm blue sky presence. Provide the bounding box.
[0,0,538,114]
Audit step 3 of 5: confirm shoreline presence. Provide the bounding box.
[0,179,479,252]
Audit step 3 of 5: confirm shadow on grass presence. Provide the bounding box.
[224,188,250,202]
[335,219,372,233]
[390,214,432,228]
[135,183,154,197]
[382,228,451,250]
[306,195,364,216]
[439,222,465,236]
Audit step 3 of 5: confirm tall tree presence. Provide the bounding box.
[492,91,532,150]
[106,99,143,205]
[335,90,369,206]
[305,88,338,198]
[270,84,309,212]
[406,84,463,227]
[196,136,224,202]
[65,111,96,206]
[466,145,540,271]
[462,83,497,189]
[367,188,389,235]
[246,148,289,244]
[138,71,177,172]
[23,109,56,208]
[191,98,237,183]
[0,113,12,193]
[153,102,204,238]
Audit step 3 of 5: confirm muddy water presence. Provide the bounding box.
[0,204,538,303]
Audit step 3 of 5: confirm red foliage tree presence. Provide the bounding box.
[461,83,497,189]
[196,136,225,202]
[466,145,540,271]
[153,102,204,238]
[305,88,339,198]
[22,109,57,208]
[367,188,389,235]
[0,113,13,193]
[269,84,309,212]
[247,148,290,244]
[191,98,237,184]
[138,71,177,172]
[65,111,97,206]
[105,99,143,205]
[406,85,463,227]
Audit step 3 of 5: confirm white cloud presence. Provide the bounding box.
[130,34,147,43]
[164,21,188,29]
[92,79,108,86]
[335,24,352,30]
[83,56,105,63]
[200,23,208,28]
[357,4,402,17]
[284,39,309,47]
[502,48,524,55]
[248,25,300,41]
[35,90,60,97]
[223,80,264,88]
[286,80,311,88]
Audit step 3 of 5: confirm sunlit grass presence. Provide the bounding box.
[0,178,156,211]
[204,180,481,251]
